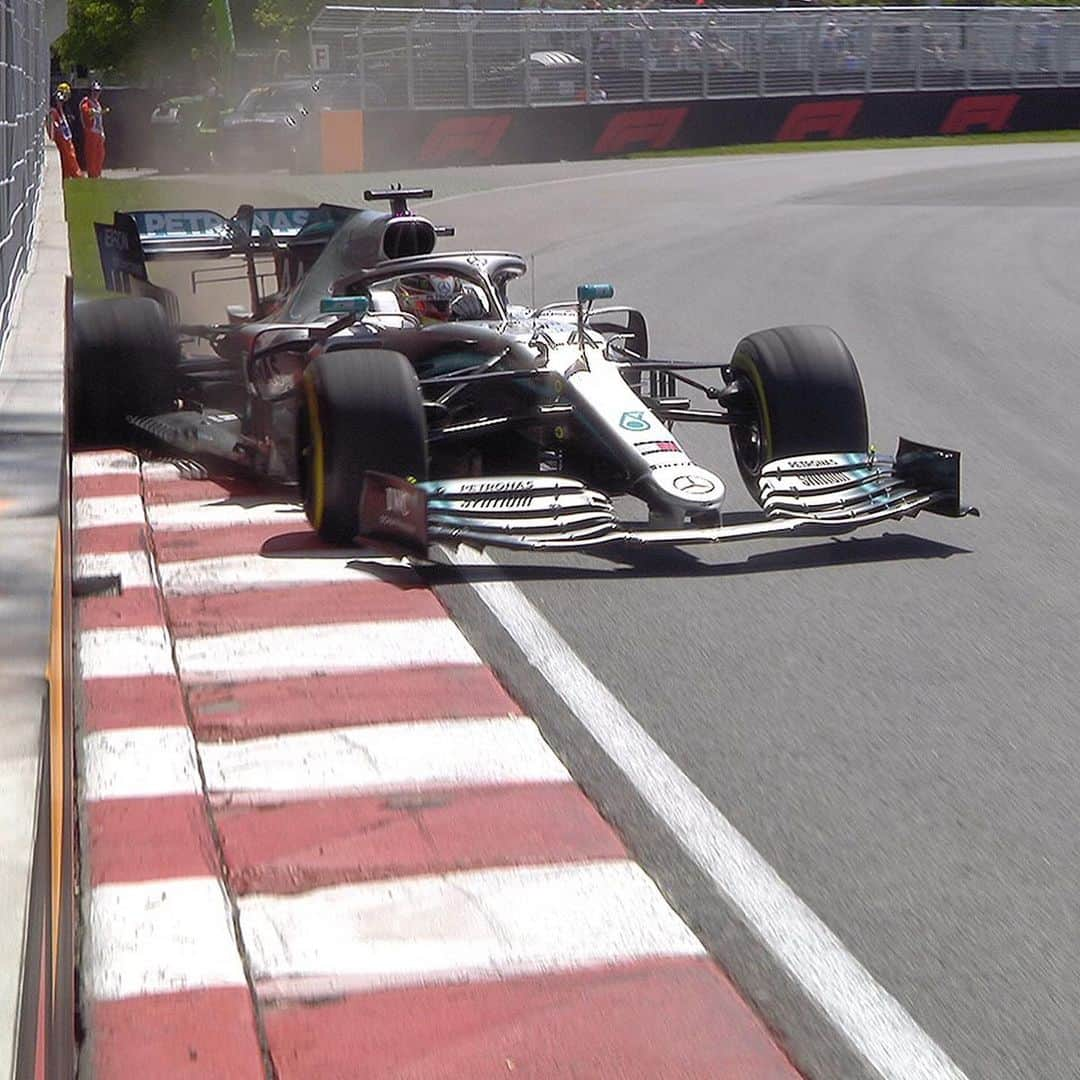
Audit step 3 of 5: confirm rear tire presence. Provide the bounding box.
[70,297,180,446]
[728,324,869,502]
[297,349,428,545]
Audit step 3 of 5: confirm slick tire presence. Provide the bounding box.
[298,349,428,545]
[70,296,180,447]
[728,324,869,502]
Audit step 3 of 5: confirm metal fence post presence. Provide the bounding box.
[466,27,474,109]
[758,12,767,97]
[963,11,974,91]
[1010,10,1019,90]
[865,10,876,93]
[1057,14,1066,87]
[406,25,415,108]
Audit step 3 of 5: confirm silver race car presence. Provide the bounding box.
[73,188,976,556]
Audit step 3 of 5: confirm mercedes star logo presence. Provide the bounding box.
[672,474,716,495]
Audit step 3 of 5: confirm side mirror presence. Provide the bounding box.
[577,283,615,303]
[320,296,370,316]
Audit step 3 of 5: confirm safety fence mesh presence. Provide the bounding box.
[0,0,47,361]
[310,5,1080,109]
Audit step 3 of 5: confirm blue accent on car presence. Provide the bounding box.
[577,283,614,302]
[320,296,370,315]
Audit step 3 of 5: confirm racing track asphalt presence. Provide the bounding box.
[160,146,1080,1079]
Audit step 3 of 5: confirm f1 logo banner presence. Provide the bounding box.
[775,99,863,142]
[939,94,1020,135]
[593,108,688,155]
[418,115,512,165]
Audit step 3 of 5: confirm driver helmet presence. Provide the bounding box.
[90,80,103,95]
[395,272,462,323]
[55,83,71,102]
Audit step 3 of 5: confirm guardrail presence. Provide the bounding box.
[0,0,48,359]
[309,5,1080,109]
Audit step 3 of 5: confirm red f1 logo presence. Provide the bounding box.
[418,115,512,164]
[593,108,688,155]
[939,94,1019,135]
[775,99,863,142]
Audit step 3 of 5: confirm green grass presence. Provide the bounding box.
[632,128,1080,160]
[63,176,294,293]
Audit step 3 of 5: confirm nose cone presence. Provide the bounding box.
[653,465,725,510]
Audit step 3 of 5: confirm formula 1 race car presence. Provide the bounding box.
[73,188,976,556]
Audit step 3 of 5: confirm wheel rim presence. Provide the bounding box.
[731,419,763,477]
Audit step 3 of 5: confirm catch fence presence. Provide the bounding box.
[310,5,1080,109]
[0,0,47,361]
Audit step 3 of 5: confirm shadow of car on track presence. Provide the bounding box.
[422,531,971,586]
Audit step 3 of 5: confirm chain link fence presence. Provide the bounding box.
[0,0,48,361]
[310,5,1080,109]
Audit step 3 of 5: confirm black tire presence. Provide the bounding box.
[728,324,869,501]
[70,297,180,446]
[297,349,428,544]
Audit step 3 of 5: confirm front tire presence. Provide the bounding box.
[297,349,428,544]
[70,297,179,446]
[727,324,869,502]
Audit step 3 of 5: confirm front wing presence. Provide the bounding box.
[358,439,977,557]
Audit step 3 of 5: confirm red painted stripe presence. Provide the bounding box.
[142,477,268,505]
[73,473,142,500]
[263,956,801,1079]
[85,795,220,886]
[217,781,625,896]
[165,581,445,636]
[188,664,522,740]
[90,987,264,1080]
[152,523,316,564]
[75,524,150,556]
[77,588,167,632]
[82,675,188,733]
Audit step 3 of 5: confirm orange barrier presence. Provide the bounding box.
[320,110,364,174]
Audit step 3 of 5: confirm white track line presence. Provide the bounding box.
[156,553,410,596]
[239,859,704,999]
[444,546,967,1080]
[86,877,248,1001]
[83,726,202,802]
[72,450,140,477]
[78,625,176,679]
[200,716,569,800]
[173,618,479,681]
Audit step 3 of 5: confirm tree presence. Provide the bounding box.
[250,0,323,54]
[55,0,214,82]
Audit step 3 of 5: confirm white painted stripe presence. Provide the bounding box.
[174,618,479,681]
[83,726,202,802]
[74,494,146,530]
[78,625,175,679]
[146,499,304,531]
[239,859,703,998]
[72,450,139,478]
[74,549,155,590]
[156,553,412,596]
[444,547,967,1080]
[87,877,247,1001]
[200,716,569,800]
[140,461,191,482]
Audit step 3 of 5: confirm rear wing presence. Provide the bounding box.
[128,206,320,258]
[94,203,357,323]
